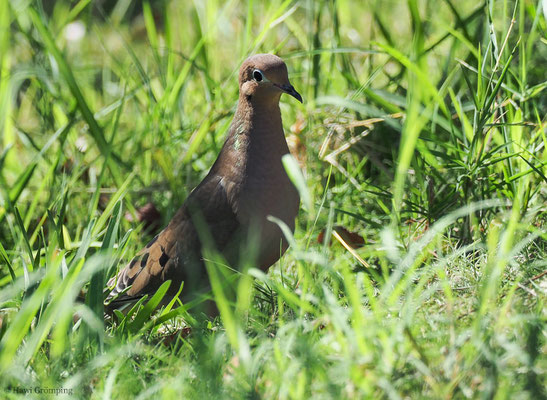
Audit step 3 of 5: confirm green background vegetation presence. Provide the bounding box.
[0,0,545,398]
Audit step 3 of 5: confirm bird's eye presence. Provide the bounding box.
[253,69,263,82]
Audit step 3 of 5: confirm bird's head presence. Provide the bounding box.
[239,54,302,104]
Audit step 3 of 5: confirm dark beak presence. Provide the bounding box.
[277,84,303,103]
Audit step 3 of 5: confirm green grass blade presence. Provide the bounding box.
[128,280,171,333]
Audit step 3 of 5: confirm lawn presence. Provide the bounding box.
[0,0,545,398]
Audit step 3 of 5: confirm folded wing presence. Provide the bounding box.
[105,173,241,309]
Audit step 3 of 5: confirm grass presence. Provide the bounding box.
[0,0,546,398]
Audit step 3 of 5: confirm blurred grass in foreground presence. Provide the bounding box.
[0,0,545,398]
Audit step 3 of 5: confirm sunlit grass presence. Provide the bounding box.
[0,0,545,398]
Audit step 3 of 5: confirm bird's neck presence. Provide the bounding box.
[233,96,288,154]
[212,97,290,180]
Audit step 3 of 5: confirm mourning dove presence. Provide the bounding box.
[106,54,302,311]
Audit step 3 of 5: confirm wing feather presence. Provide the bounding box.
[105,174,241,308]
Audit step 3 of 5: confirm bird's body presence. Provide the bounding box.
[106,54,301,309]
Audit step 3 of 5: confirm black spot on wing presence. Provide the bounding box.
[125,274,137,287]
[129,257,138,269]
[140,253,149,268]
[159,251,169,267]
[146,234,159,248]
